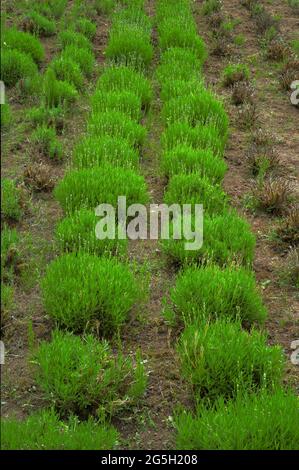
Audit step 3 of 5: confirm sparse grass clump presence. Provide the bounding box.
[1,179,22,221]
[58,30,92,51]
[1,49,38,87]
[1,409,118,450]
[178,319,284,402]
[41,253,140,334]
[61,46,95,76]
[1,284,14,323]
[222,63,250,87]
[164,174,228,215]
[34,330,146,415]
[74,18,96,40]
[87,111,146,147]
[161,146,227,183]
[23,162,56,192]
[2,28,45,63]
[175,388,299,450]
[22,12,56,37]
[73,135,139,170]
[168,265,266,326]
[252,177,293,214]
[32,125,63,160]
[95,0,116,15]
[276,206,299,245]
[54,166,148,214]
[280,248,299,288]
[55,208,127,257]
[1,225,20,282]
[202,0,222,16]
[49,56,84,90]
[27,105,64,131]
[1,103,12,129]
[97,66,152,109]
[91,90,142,121]
[43,69,78,107]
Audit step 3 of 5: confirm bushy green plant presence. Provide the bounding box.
[164,174,228,215]
[160,79,204,103]
[61,46,95,76]
[162,91,229,139]
[1,409,118,450]
[2,28,45,63]
[45,0,68,19]
[1,49,38,87]
[54,165,148,214]
[161,145,227,183]
[32,125,63,160]
[112,8,152,36]
[58,30,92,51]
[175,388,299,450]
[1,103,12,128]
[49,56,84,90]
[91,90,142,121]
[43,69,78,107]
[156,48,202,83]
[1,179,22,221]
[95,0,116,15]
[222,63,250,87]
[42,254,141,334]
[25,11,56,37]
[27,105,64,130]
[87,111,146,147]
[73,135,139,169]
[105,27,153,69]
[34,330,146,415]
[74,18,96,40]
[168,265,267,326]
[202,0,222,16]
[162,122,226,157]
[162,211,255,267]
[55,209,127,256]
[178,319,284,402]
[97,65,152,109]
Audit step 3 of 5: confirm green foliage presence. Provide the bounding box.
[41,0,68,19]
[91,90,142,121]
[162,122,226,157]
[55,208,127,256]
[58,30,92,51]
[97,65,152,109]
[178,319,284,402]
[43,69,78,108]
[161,145,227,183]
[1,225,20,282]
[87,111,146,147]
[25,12,56,37]
[175,388,299,450]
[222,63,250,87]
[61,46,95,76]
[55,165,148,214]
[2,28,45,63]
[202,0,222,16]
[1,284,14,321]
[73,135,139,170]
[288,0,299,13]
[1,103,12,129]
[164,174,228,215]
[49,56,84,90]
[160,79,204,103]
[1,49,38,87]
[32,125,63,160]
[1,179,22,221]
[95,0,116,15]
[162,91,229,139]
[1,409,118,450]
[27,105,64,129]
[74,18,96,40]
[41,254,140,334]
[156,48,203,82]
[169,265,267,326]
[162,211,255,267]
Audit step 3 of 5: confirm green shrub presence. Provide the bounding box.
[156,48,202,82]
[32,125,63,160]
[74,18,96,40]
[42,254,141,334]
[162,122,226,157]
[1,179,22,221]
[162,211,255,267]
[49,56,84,90]
[175,388,299,450]
[61,46,95,76]
[160,79,204,102]
[162,91,229,139]
[1,225,20,282]
[168,265,267,326]
[113,8,152,35]
[161,145,227,183]
[95,0,116,15]
[87,111,146,147]
[2,28,45,63]
[178,319,284,402]
[91,90,142,121]
[55,209,127,256]
[43,69,78,107]
[1,409,118,450]
[97,65,152,109]
[164,174,228,215]
[222,63,250,87]
[202,0,222,16]
[25,12,56,37]
[54,165,148,214]
[58,30,92,51]
[1,103,12,128]
[73,135,139,169]
[105,28,153,69]
[27,105,64,130]
[1,49,38,87]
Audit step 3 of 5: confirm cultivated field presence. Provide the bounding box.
[1,0,298,450]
